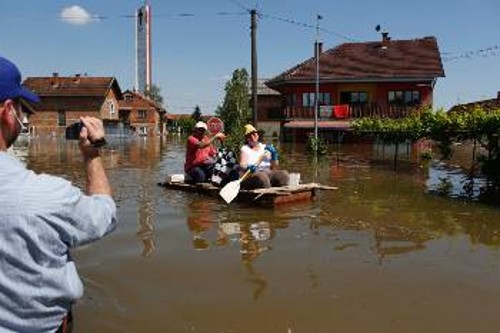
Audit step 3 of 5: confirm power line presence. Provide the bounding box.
[443,45,500,62]
[258,13,357,42]
[224,0,356,42]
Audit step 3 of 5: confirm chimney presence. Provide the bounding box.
[51,72,59,88]
[314,42,323,58]
[381,32,390,49]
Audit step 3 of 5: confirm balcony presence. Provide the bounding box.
[282,103,421,120]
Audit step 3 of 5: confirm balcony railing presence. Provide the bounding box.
[281,103,421,120]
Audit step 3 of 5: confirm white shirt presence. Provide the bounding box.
[240,143,271,171]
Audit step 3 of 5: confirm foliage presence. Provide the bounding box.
[306,134,329,155]
[420,150,433,161]
[216,68,251,135]
[144,84,164,106]
[177,116,196,134]
[352,106,500,178]
[191,105,202,121]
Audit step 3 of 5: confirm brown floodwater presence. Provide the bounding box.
[10,136,500,333]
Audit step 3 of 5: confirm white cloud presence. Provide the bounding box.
[60,5,95,25]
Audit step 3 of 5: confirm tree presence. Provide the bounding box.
[177,116,196,134]
[144,84,164,106]
[192,105,202,121]
[216,68,251,135]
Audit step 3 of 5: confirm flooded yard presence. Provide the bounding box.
[11,136,500,333]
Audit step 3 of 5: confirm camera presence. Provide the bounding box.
[65,122,106,147]
[65,122,84,140]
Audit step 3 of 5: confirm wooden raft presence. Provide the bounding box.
[158,181,338,207]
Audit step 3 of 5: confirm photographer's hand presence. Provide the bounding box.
[79,116,112,196]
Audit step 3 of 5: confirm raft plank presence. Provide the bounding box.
[158,181,337,207]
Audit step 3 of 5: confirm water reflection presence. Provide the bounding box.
[185,199,224,250]
[137,184,156,258]
[7,136,500,332]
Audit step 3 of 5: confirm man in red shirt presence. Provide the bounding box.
[184,121,225,183]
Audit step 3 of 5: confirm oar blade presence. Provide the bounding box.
[219,179,241,203]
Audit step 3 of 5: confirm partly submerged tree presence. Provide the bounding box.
[216,68,251,135]
[144,84,164,106]
[191,105,202,122]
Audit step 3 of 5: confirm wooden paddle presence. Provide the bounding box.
[219,154,265,204]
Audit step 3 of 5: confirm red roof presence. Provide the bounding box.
[119,90,165,112]
[22,75,122,112]
[23,76,122,97]
[267,36,445,87]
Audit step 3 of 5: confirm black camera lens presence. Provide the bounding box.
[65,121,106,147]
[65,122,84,140]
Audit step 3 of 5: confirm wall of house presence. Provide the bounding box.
[277,81,433,107]
[122,93,160,136]
[28,110,98,136]
[256,94,282,121]
[101,90,120,121]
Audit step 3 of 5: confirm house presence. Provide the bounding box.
[23,73,123,136]
[265,33,445,142]
[252,79,282,139]
[164,113,192,134]
[448,92,500,114]
[118,90,166,136]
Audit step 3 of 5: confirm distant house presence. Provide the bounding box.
[23,73,122,136]
[265,33,445,142]
[252,79,282,139]
[118,90,166,136]
[164,113,192,134]
[448,92,500,114]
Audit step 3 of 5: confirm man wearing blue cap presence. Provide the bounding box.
[0,56,117,332]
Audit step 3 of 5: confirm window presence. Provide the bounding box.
[318,92,331,105]
[340,91,368,105]
[57,110,66,126]
[125,95,133,102]
[109,101,115,115]
[302,93,314,107]
[287,94,298,107]
[388,91,420,105]
[138,110,147,118]
[302,92,332,107]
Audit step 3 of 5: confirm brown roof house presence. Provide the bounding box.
[265,33,445,142]
[23,73,123,136]
[118,90,166,136]
[448,92,500,114]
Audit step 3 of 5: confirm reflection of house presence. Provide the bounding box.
[448,92,500,114]
[118,90,166,136]
[265,33,445,142]
[23,74,122,135]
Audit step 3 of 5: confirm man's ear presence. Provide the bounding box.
[1,99,14,112]
[0,99,15,123]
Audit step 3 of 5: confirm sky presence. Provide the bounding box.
[1,0,499,114]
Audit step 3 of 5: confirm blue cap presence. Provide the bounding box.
[0,56,40,105]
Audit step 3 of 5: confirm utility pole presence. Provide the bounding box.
[251,9,258,125]
[314,14,322,145]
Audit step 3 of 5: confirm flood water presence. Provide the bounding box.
[10,136,500,333]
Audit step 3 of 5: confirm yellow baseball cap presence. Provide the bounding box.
[244,124,258,136]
